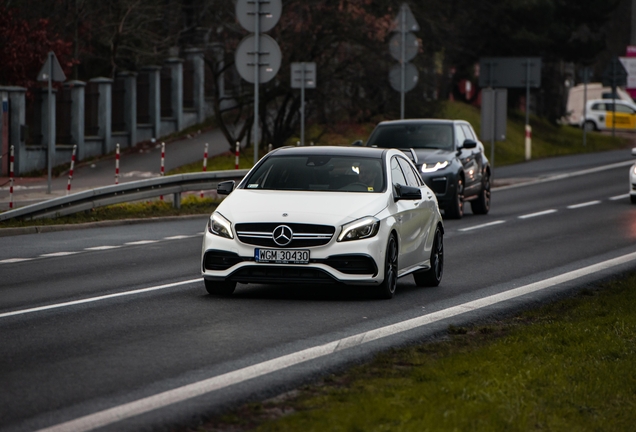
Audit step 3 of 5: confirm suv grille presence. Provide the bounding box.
[426,177,447,195]
[235,223,335,248]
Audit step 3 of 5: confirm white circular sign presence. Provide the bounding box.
[389,63,419,93]
[236,0,282,33]
[235,34,282,84]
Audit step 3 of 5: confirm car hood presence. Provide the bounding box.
[216,189,388,226]
[407,148,454,165]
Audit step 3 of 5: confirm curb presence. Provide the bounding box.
[0,214,210,238]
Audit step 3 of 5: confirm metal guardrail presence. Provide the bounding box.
[0,169,249,221]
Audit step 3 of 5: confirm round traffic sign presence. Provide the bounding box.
[235,34,282,84]
[389,33,419,62]
[389,63,419,93]
[236,0,282,33]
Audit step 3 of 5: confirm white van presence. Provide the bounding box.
[582,99,636,131]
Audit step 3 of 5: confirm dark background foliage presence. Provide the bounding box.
[0,0,630,149]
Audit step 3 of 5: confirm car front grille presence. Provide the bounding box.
[235,223,335,248]
[425,177,447,195]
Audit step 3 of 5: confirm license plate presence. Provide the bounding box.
[255,248,310,264]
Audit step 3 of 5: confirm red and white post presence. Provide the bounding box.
[200,143,208,198]
[66,145,77,195]
[235,141,240,169]
[524,124,532,161]
[160,142,165,200]
[9,145,14,209]
[203,143,208,172]
[115,143,120,184]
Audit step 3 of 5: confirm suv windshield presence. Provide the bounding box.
[243,155,385,192]
[367,124,454,151]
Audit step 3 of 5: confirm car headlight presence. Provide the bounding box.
[338,216,380,242]
[208,212,233,239]
[421,161,449,173]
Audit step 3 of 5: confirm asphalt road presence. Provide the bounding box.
[1,150,636,432]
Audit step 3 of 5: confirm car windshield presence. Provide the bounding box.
[367,124,454,150]
[243,155,385,192]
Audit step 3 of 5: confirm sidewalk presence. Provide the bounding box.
[0,127,234,211]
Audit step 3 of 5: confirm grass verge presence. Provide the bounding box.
[188,272,636,432]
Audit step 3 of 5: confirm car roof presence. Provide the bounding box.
[587,99,635,104]
[374,119,469,127]
[269,145,388,159]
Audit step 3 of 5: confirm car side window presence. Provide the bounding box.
[461,124,476,140]
[397,157,420,187]
[390,157,407,186]
[455,125,466,148]
[592,103,605,111]
[615,104,636,114]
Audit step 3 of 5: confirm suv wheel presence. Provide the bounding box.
[471,172,491,215]
[445,177,464,219]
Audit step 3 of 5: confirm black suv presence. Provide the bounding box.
[360,119,491,219]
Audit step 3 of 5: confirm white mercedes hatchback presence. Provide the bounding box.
[201,146,444,299]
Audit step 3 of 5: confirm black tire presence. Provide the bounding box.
[631,194,636,204]
[413,226,444,287]
[204,279,236,296]
[376,235,398,299]
[445,177,464,219]
[470,171,491,215]
[583,120,596,132]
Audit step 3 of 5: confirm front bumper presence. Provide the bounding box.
[201,229,387,286]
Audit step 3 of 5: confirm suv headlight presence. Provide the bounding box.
[338,216,380,242]
[208,212,233,239]
[421,161,449,173]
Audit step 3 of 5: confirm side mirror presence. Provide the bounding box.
[351,139,364,147]
[394,183,422,201]
[461,139,477,149]
[217,180,235,195]
[632,148,636,157]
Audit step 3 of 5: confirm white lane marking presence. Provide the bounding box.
[494,159,635,191]
[39,252,81,258]
[0,234,198,265]
[457,220,505,232]
[518,209,557,219]
[0,258,34,264]
[37,251,636,432]
[125,240,159,245]
[609,194,629,201]
[163,235,196,240]
[0,279,201,319]
[84,246,122,251]
[567,200,601,209]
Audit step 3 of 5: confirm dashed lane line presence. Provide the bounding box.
[0,234,202,265]
[458,220,506,232]
[609,194,630,201]
[84,246,122,251]
[518,209,558,219]
[567,200,601,209]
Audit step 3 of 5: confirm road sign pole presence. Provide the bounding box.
[301,63,305,146]
[47,52,53,194]
[525,59,531,161]
[400,6,406,119]
[583,67,588,147]
[612,60,616,138]
[253,0,260,165]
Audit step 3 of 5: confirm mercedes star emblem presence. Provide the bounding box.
[273,225,293,246]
